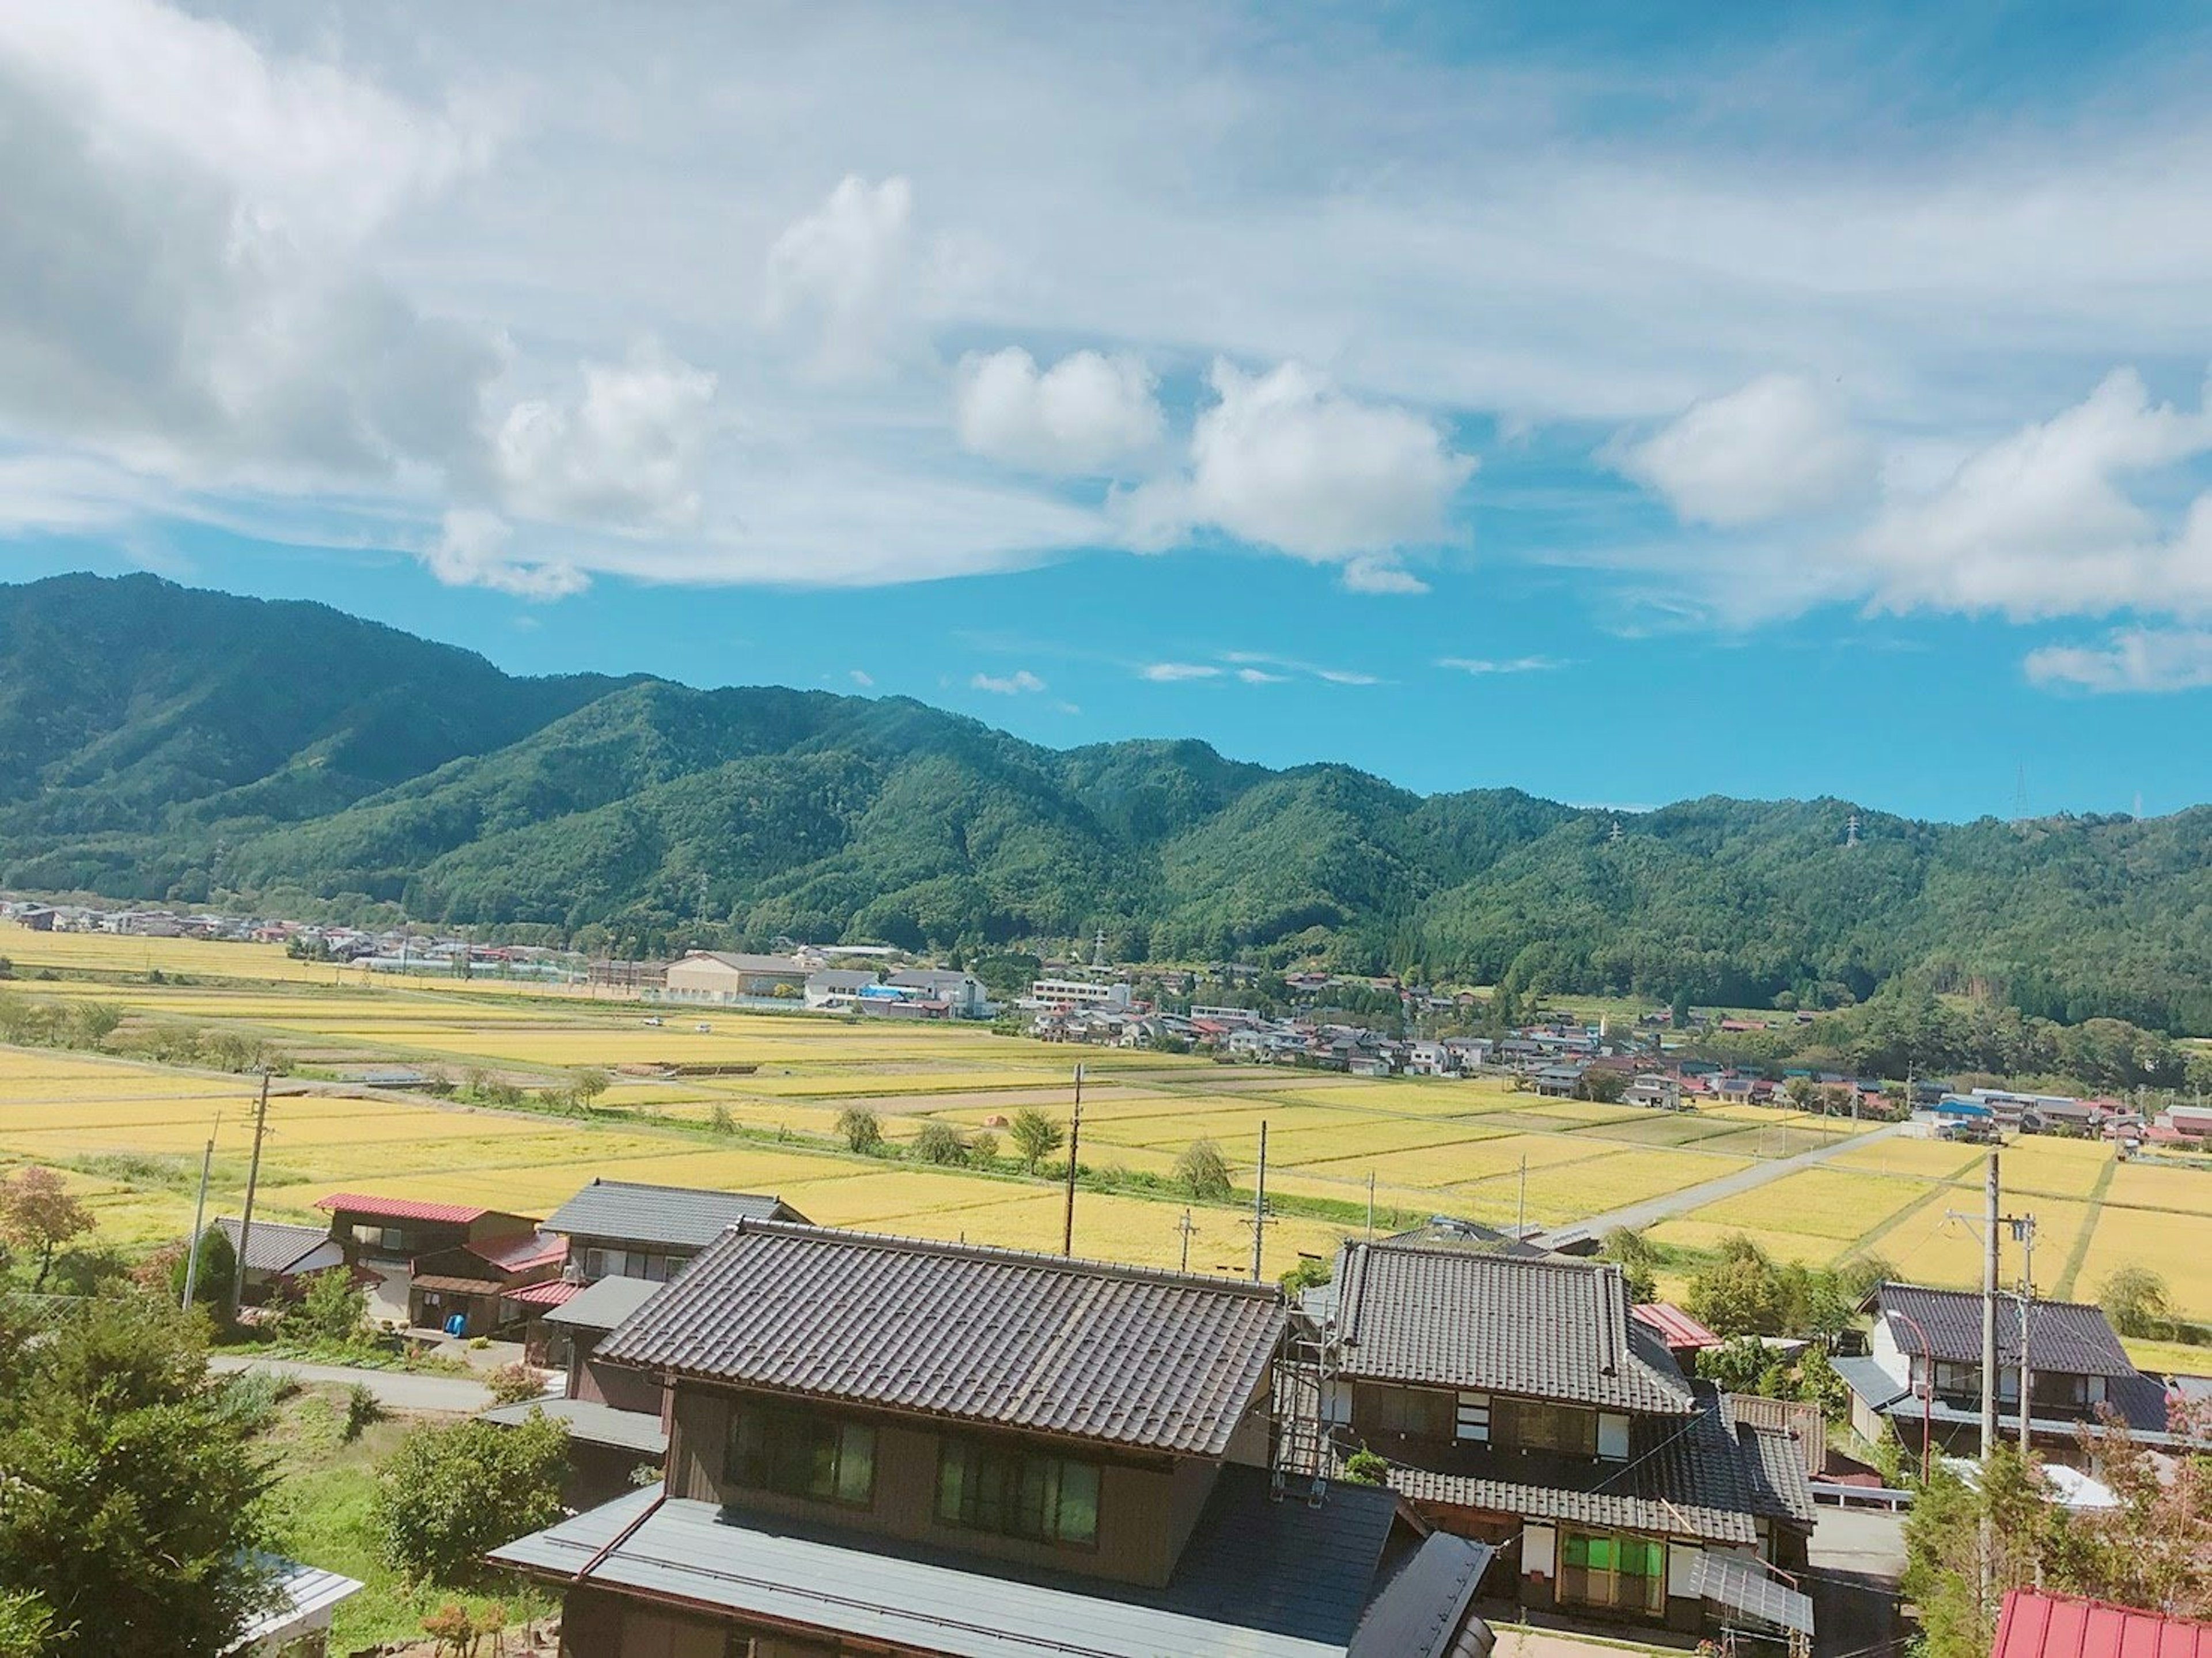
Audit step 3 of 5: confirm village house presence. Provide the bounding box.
[315,1193,537,1262]
[212,1216,348,1306]
[488,1274,671,1507]
[1835,1283,2181,1464]
[1312,1240,1817,1640]
[542,1177,808,1285]
[405,1228,568,1337]
[490,1220,1501,1658]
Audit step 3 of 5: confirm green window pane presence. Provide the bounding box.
[1587,1538,1616,1570]
[836,1424,875,1505]
[1058,1460,1100,1545]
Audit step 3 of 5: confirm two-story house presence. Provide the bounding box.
[542,1178,809,1285]
[1313,1241,1817,1638]
[1836,1283,2177,1463]
[490,1220,1502,1658]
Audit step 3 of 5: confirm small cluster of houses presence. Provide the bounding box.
[646,950,993,1019]
[1922,1087,2212,1148]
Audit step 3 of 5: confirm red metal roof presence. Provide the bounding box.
[507,1279,583,1307]
[1993,1591,2212,1658]
[316,1192,493,1225]
[1633,1301,1725,1350]
[466,1232,568,1273]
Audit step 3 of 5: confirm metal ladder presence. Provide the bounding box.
[1270,1311,1335,1506]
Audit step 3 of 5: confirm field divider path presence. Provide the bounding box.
[2052,1154,2119,1300]
[1533,1121,1907,1247]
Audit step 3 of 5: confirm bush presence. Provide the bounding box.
[707,1102,736,1135]
[966,1132,999,1169]
[484,1361,544,1406]
[911,1121,971,1166]
[835,1106,883,1154]
[371,1413,568,1585]
[1173,1139,1233,1202]
[285,1269,370,1348]
[169,1224,237,1312]
[1341,1447,1389,1485]
[344,1382,384,1441]
[2101,1265,2173,1340]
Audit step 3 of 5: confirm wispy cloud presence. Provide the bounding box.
[849,668,874,687]
[970,669,1047,695]
[1235,666,1288,684]
[1138,662,1222,682]
[1437,655,1569,675]
[2023,628,2212,694]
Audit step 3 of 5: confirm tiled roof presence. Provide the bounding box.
[1993,1591,2212,1658]
[543,1179,801,1250]
[1332,1242,1698,1415]
[1372,1385,1811,1545]
[597,1220,1287,1457]
[214,1217,334,1274]
[1875,1284,2135,1376]
[316,1192,504,1225]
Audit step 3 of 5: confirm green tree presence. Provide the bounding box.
[835,1105,883,1154]
[1173,1139,1233,1202]
[570,1068,611,1108]
[0,1166,94,1292]
[1573,1067,1628,1103]
[1903,1448,2068,1658]
[0,1292,278,1655]
[2100,1265,2173,1339]
[1007,1109,1065,1174]
[283,1267,369,1348]
[911,1121,971,1166]
[168,1223,237,1312]
[706,1101,736,1135]
[370,1412,568,1585]
[1280,1255,1333,1295]
[966,1131,999,1169]
[1795,1344,1849,1420]
[0,1591,59,1658]
[1598,1227,1659,1303]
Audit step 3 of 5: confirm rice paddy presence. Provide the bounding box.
[0,920,2205,1306]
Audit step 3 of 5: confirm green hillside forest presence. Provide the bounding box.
[5,574,2211,1033]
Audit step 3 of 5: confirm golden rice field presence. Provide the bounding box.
[0,921,2205,1308]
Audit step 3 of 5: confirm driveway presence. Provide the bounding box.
[1537,1121,1908,1246]
[209,1353,493,1413]
[1808,1508,1907,1658]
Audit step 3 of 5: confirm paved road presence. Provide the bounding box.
[209,1354,493,1413]
[1808,1508,1907,1658]
[1537,1121,1908,1246]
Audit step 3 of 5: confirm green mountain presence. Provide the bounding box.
[4,573,2210,1033]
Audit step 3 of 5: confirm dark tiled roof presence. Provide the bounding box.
[543,1179,802,1250]
[1372,1384,1810,1545]
[1379,1219,1553,1259]
[1333,1242,1697,1415]
[597,1220,1287,1457]
[1349,1534,1494,1658]
[215,1217,332,1274]
[1875,1284,2134,1377]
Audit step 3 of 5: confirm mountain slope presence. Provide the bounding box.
[3,572,2209,1033]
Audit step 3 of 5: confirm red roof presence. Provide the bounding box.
[1993,1591,2212,1658]
[506,1279,582,1307]
[1633,1301,1725,1350]
[316,1192,495,1225]
[466,1232,568,1273]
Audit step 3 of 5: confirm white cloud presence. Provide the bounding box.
[2023,628,2212,693]
[1341,556,1430,594]
[763,174,917,378]
[953,347,1161,473]
[1138,662,1221,681]
[493,342,717,530]
[1438,655,1567,674]
[849,669,874,687]
[1136,360,1475,566]
[1315,667,1380,686]
[422,509,588,600]
[1234,666,1287,683]
[970,668,1047,695]
[1617,374,1874,526]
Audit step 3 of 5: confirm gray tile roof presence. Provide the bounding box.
[597,1220,1288,1457]
[491,1467,1458,1658]
[1368,1385,1810,1545]
[543,1273,665,1331]
[1874,1283,2135,1377]
[1332,1241,1698,1415]
[214,1217,334,1274]
[543,1179,803,1250]
[1347,1534,1494,1658]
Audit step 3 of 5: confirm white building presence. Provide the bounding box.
[1028,978,1131,1010]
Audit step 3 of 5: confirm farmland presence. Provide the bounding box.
[0,923,2207,1323]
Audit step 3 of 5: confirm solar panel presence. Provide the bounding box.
[1695,1552,1815,1636]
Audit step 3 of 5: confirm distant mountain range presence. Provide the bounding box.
[5,572,2209,1033]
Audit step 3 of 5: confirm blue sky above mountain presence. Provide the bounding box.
[7,1,2212,818]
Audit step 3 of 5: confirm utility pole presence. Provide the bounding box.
[1060,1064,1084,1257]
[1981,1152,2001,1456]
[2013,1215,2038,1455]
[1517,1154,1528,1238]
[180,1123,216,1312]
[1250,1120,1270,1283]
[1176,1208,1196,1273]
[229,1071,271,1325]
[1365,1172,1376,1242]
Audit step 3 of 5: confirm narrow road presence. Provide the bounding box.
[209,1353,493,1413]
[1536,1121,1907,1247]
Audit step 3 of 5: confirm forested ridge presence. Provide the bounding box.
[6,573,2212,1032]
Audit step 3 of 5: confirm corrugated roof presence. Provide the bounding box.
[228,1556,363,1652]
[1874,1284,2135,1377]
[597,1220,1287,1457]
[465,1231,567,1272]
[491,1468,1434,1658]
[1634,1302,1724,1350]
[543,1179,801,1250]
[546,1273,665,1330]
[214,1217,334,1274]
[411,1272,509,1296]
[480,1397,667,1455]
[1333,1242,1696,1415]
[1993,1591,2212,1658]
[315,1192,499,1225]
[507,1279,582,1308]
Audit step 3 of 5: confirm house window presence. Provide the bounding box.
[1505,1399,1597,1455]
[935,1438,1101,1547]
[1560,1530,1665,1616]
[1355,1383,1455,1439]
[726,1402,876,1508]
[1456,1391,1491,1443]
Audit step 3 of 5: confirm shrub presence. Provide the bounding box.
[1173,1139,1233,1202]
[835,1106,883,1154]
[372,1413,567,1585]
[484,1361,544,1406]
[1341,1447,1389,1486]
[966,1132,999,1169]
[285,1268,370,1348]
[911,1121,971,1166]
[707,1102,736,1135]
[344,1382,384,1441]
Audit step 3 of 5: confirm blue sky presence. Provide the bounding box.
[7,3,2212,821]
